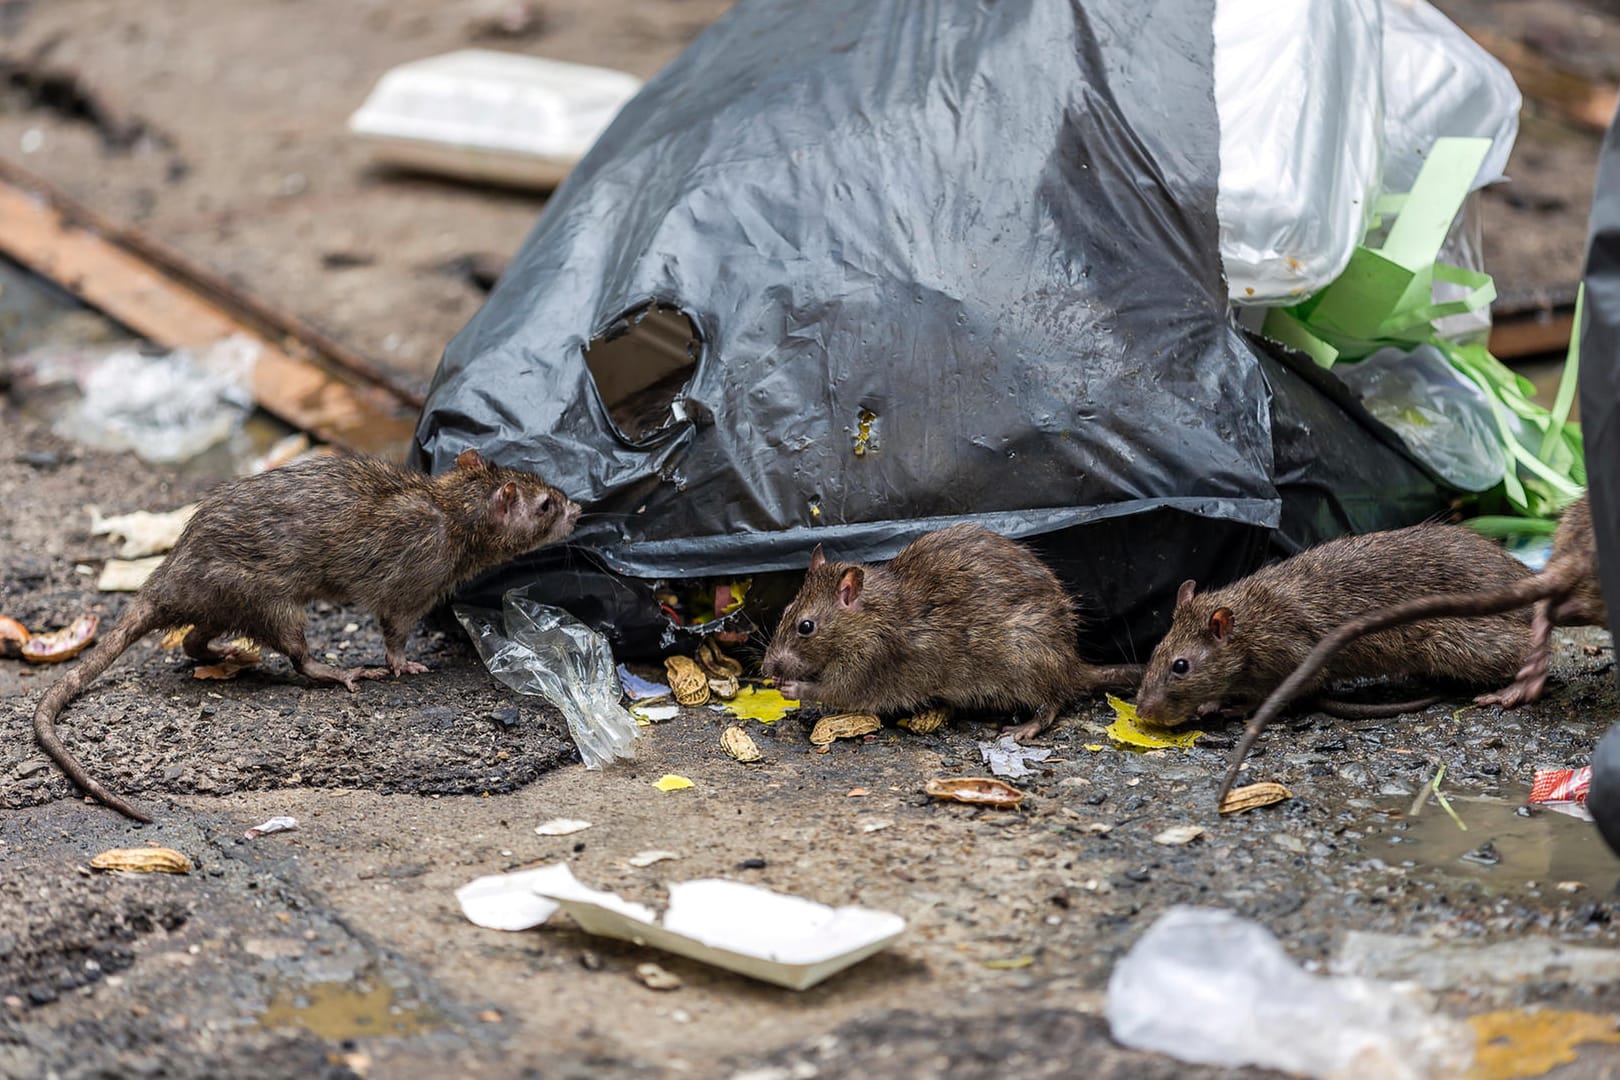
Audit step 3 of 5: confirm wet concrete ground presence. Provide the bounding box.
[5,398,1620,1078]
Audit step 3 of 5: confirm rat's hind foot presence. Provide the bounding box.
[386,656,429,678]
[1476,648,1552,709]
[1004,703,1060,743]
[294,657,380,693]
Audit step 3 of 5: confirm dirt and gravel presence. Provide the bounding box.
[5,0,1620,1077]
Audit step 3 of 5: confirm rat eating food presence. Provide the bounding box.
[760,523,1140,741]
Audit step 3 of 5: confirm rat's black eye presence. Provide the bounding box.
[1171,658,1190,676]
[537,494,551,513]
[797,619,816,637]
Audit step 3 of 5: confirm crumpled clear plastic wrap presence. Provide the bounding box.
[1106,906,1474,1079]
[1335,343,1505,492]
[1217,0,1521,307]
[1216,0,1385,305]
[45,335,259,463]
[455,586,638,770]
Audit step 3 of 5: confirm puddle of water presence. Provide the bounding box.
[1375,791,1620,892]
[259,979,439,1040]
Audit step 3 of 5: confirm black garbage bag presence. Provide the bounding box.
[413,0,1449,659]
[1577,104,1620,857]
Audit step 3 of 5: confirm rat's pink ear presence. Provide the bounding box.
[1176,579,1196,608]
[809,544,826,571]
[1208,606,1233,641]
[491,481,517,517]
[836,566,864,610]
[455,448,487,471]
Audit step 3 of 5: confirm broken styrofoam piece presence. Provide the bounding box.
[348,49,642,190]
[88,503,197,558]
[534,818,592,836]
[455,864,574,932]
[527,864,905,990]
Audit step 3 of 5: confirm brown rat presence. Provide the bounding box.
[35,448,580,822]
[1219,494,1602,804]
[1135,522,1536,735]
[760,523,1141,740]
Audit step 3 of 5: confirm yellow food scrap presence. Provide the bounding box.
[1468,1008,1620,1080]
[89,847,193,874]
[1218,781,1293,815]
[810,712,882,746]
[981,955,1034,970]
[900,707,948,734]
[721,686,799,724]
[653,774,694,792]
[1105,694,1202,750]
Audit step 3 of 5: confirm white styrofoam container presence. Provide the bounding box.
[347,49,643,190]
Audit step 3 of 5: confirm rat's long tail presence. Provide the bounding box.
[34,598,164,823]
[1216,563,1575,807]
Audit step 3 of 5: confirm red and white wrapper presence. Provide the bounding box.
[1529,766,1593,821]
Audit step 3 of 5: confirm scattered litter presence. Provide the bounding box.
[1335,930,1620,992]
[535,818,593,837]
[707,674,740,700]
[455,589,638,769]
[861,820,893,833]
[635,962,682,991]
[1153,825,1206,847]
[721,726,762,763]
[0,616,30,657]
[88,503,197,558]
[1529,765,1594,822]
[900,707,948,734]
[653,775,694,792]
[1218,781,1293,815]
[631,703,679,724]
[478,1008,503,1023]
[89,847,193,875]
[348,50,643,191]
[193,639,262,680]
[617,664,671,701]
[20,615,98,664]
[924,777,1025,809]
[978,732,1053,778]
[627,851,678,868]
[663,655,710,706]
[982,955,1034,970]
[97,556,164,592]
[810,712,881,746]
[847,788,869,797]
[51,337,259,464]
[1108,907,1473,1078]
[1468,1008,1620,1080]
[1084,743,1106,752]
[720,686,799,724]
[243,816,298,839]
[1105,694,1202,750]
[527,863,906,990]
[455,864,574,931]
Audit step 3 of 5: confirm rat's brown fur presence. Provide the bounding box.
[760,524,1140,741]
[34,449,579,822]
[1219,495,1602,804]
[1136,523,1535,731]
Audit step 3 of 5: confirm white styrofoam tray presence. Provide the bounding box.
[347,49,642,189]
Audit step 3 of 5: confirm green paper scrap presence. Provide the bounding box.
[1259,136,1583,521]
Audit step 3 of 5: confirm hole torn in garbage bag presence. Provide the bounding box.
[584,302,701,443]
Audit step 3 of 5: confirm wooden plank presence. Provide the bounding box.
[0,182,418,458]
[1490,308,1576,361]
[1462,26,1619,135]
